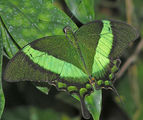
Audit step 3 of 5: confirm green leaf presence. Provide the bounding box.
[36,86,50,95]
[33,82,51,95]
[72,89,102,120]
[85,90,102,120]
[65,0,96,23]
[0,19,5,119]
[0,0,78,48]
[1,19,19,58]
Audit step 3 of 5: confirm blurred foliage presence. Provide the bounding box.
[2,106,80,120]
[65,0,96,24]
[0,0,77,49]
[0,0,143,120]
[0,19,5,119]
[117,60,143,120]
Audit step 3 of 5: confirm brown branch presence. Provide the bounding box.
[125,0,133,24]
[117,39,143,79]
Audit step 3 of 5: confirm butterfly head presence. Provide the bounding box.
[63,26,73,34]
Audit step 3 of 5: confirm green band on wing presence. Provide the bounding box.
[22,45,88,82]
[92,20,113,78]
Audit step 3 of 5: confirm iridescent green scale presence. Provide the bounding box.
[4,20,138,119]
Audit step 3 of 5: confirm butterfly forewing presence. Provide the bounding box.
[4,35,93,119]
[75,20,103,75]
[109,20,139,59]
[4,35,90,82]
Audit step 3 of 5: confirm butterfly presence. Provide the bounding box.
[4,20,138,119]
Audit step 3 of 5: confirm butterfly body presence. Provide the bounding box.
[4,20,138,119]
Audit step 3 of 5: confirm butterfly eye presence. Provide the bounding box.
[63,26,72,34]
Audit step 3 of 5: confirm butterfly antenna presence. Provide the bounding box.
[110,84,124,105]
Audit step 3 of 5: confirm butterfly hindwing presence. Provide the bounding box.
[4,35,92,85]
